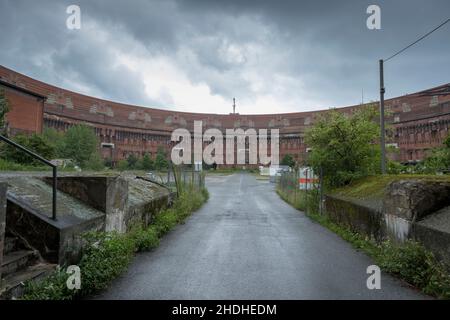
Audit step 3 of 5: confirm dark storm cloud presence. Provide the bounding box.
[0,0,449,112]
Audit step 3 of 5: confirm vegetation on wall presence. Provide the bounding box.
[276,184,450,299]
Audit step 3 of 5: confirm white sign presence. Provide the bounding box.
[298,167,318,190]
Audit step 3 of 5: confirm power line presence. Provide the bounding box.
[384,18,450,62]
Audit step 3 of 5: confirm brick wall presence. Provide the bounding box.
[1,65,450,165]
[1,84,44,135]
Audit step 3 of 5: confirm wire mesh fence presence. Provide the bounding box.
[277,169,324,215]
[145,165,205,193]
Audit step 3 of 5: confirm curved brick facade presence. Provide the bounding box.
[1,65,450,165]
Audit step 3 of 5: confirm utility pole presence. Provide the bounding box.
[379,59,386,174]
[232,98,236,114]
[377,19,450,175]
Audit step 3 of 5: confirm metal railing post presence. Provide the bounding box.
[52,166,57,220]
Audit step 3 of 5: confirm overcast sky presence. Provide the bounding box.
[0,0,449,114]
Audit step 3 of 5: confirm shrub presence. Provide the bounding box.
[0,158,48,171]
[377,240,450,297]
[155,146,168,170]
[126,153,139,169]
[42,128,66,157]
[22,267,74,300]
[1,133,55,165]
[61,125,99,167]
[280,154,295,168]
[305,107,381,188]
[78,231,136,296]
[140,152,154,170]
[84,152,104,170]
[129,225,160,252]
[117,159,128,171]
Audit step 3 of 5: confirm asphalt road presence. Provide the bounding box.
[96,173,427,300]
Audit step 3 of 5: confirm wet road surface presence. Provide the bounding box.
[96,173,427,299]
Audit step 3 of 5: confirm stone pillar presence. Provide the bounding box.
[0,183,7,287]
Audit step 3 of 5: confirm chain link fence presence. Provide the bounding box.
[145,165,205,193]
[277,168,324,215]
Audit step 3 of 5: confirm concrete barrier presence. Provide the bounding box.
[324,179,450,265]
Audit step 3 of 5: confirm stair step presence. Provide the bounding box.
[4,237,18,255]
[1,250,37,277]
[1,263,56,299]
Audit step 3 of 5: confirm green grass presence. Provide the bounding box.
[21,186,209,300]
[277,186,450,299]
[0,158,52,171]
[332,174,450,200]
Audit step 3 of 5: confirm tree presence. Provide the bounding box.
[104,157,113,169]
[0,89,10,135]
[140,152,154,170]
[62,124,99,167]
[305,107,380,188]
[2,133,55,165]
[85,152,104,170]
[155,146,168,170]
[117,159,128,171]
[281,154,295,168]
[126,153,138,169]
[42,127,66,157]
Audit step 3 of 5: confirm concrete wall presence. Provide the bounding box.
[44,174,171,232]
[3,174,171,265]
[324,179,450,264]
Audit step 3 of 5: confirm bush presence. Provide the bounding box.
[117,159,128,171]
[140,153,154,170]
[78,232,136,296]
[84,152,104,170]
[42,128,66,157]
[0,158,48,171]
[1,133,55,165]
[155,146,168,170]
[280,154,295,168]
[126,153,139,169]
[61,125,99,168]
[377,240,450,297]
[22,267,74,300]
[129,225,160,252]
[305,107,381,188]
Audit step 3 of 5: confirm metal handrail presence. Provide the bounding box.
[0,134,57,220]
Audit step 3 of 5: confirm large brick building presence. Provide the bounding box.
[1,65,450,166]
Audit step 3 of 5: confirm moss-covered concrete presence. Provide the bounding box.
[0,172,172,265]
[325,175,450,265]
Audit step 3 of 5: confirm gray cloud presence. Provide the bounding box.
[0,0,449,113]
